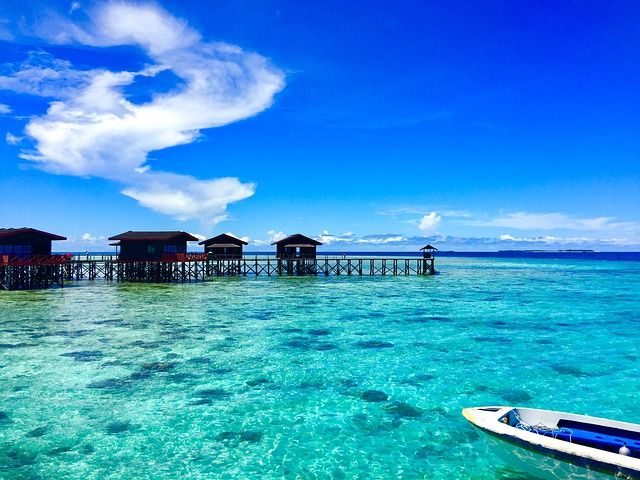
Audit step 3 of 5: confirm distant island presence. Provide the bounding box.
[498,249,596,253]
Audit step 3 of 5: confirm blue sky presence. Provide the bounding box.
[0,1,638,251]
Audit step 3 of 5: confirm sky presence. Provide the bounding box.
[0,0,638,251]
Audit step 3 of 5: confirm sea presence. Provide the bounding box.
[1,253,639,479]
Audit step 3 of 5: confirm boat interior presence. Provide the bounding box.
[499,408,640,457]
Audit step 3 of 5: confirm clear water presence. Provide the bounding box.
[1,257,639,479]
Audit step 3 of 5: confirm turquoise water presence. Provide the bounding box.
[1,257,640,479]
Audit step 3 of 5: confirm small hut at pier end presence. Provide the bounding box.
[420,244,438,258]
[0,228,66,258]
[199,233,248,259]
[273,234,322,259]
[109,231,199,261]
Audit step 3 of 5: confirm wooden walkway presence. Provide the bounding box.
[65,256,436,283]
[1,256,436,289]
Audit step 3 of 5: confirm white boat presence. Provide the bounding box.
[462,406,640,479]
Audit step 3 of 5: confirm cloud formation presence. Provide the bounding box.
[0,2,285,224]
[465,211,638,232]
[418,212,441,233]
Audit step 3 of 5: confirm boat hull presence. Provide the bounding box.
[479,425,625,479]
[463,406,640,480]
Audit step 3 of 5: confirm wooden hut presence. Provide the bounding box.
[272,234,322,259]
[0,228,66,258]
[108,231,199,261]
[199,233,248,259]
[420,244,438,258]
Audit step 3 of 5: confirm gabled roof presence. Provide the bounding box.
[199,233,248,246]
[420,244,438,251]
[272,233,322,246]
[108,231,199,242]
[0,228,66,241]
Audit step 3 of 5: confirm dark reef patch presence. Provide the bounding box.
[87,377,130,389]
[0,343,36,349]
[141,362,176,372]
[308,329,331,336]
[26,426,48,437]
[239,430,262,443]
[361,390,389,402]
[246,378,271,387]
[473,336,511,344]
[193,388,231,400]
[356,340,394,349]
[383,401,423,418]
[105,421,132,434]
[500,388,533,404]
[551,364,590,377]
[60,350,104,362]
[49,444,74,455]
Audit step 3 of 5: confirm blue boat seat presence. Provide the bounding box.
[554,419,640,456]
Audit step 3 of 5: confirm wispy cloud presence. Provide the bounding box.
[5,132,22,145]
[0,2,285,224]
[464,211,639,232]
[0,103,11,114]
[378,206,470,218]
[252,230,287,246]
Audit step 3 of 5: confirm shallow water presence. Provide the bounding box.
[1,257,639,479]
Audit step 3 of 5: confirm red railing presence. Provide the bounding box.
[114,253,209,263]
[0,254,73,266]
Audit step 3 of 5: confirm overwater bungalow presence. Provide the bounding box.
[272,234,322,259]
[0,228,66,258]
[199,233,248,259]
[108,231,199,261]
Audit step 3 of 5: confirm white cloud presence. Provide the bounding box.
[121,173,255,224]
[418,212,441,233]
[0,2,285,223]
[5,132,22,145]
[225,233,250,243]
[356,235,408,245]
[252,230,286,246]
[79,232,106,243]
[0,103,10,114]
[0,52,97,98]
[317,231,355,245]
[466,211,638,232]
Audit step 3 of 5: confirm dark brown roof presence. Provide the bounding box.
[199,233,248,246]
[272,234,322,246]
[0,228,66,241]
[108,231,199,242]
[420,244,438,251]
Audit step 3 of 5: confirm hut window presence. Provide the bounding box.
[164,245,178,254]
[147,245,156,254]
[0,245,32,255]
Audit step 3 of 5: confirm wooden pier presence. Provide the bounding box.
[1,255,435,289]
[64,255,436,283]
[0,255,70,290]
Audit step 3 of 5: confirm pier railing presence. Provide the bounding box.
[2,255,436,289]
[63,256,436,283]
